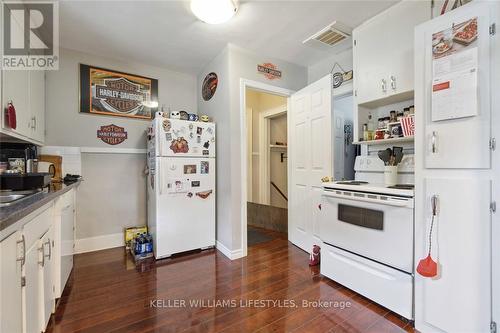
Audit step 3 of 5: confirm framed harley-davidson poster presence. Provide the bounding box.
[80,64,158,119]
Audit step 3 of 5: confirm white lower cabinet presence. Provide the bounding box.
[22,204,54,333]
[0,189,77,333]
[0,231,23,333]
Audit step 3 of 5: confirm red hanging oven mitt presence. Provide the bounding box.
[417,196,438,278]
[6,101,17,130]
[417,254,438,278]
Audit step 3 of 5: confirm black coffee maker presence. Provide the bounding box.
[0,143,50,191]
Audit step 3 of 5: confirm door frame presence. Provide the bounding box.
[240,78,293,258]
[258,107,287,205]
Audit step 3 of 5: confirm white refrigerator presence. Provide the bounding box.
[147,116,216,259]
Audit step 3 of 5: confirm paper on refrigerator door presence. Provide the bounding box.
[431,17,479,122]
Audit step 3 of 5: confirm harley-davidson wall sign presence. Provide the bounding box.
[80,64,158,119]
[97,124,128,145]
[257,63,282,80]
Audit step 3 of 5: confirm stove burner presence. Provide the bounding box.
[336,181,369,185]
[387,184,414,190]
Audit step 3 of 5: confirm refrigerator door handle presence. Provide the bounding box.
[158,158,162,195]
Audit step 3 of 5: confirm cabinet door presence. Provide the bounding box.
[24,241,42,333]
[353,19,390,104]
[0,232,23,333]
[416,2,493,169]
[30,70,45,143]
[386,0,430,96]
[415,177,491,332]
[3,69,32,137]
[41,227,54,330]
[354,0,430,105]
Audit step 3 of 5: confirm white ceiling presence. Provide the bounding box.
[59,1,398,74]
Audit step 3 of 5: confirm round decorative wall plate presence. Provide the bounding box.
[202,72,218,101]
[332,72,343,88]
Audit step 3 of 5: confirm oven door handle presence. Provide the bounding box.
[322,191,412,208]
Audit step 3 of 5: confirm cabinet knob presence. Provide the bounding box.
[390,76,396,90]
[381,79,387,93]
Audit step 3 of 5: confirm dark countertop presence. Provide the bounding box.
[0,180,81,232]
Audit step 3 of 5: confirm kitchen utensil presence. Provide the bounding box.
[393,146,404,165]
[417,195,438,278]
[378,150,391,165]
[386,148,393,164]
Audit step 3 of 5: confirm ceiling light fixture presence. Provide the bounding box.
[190,0,238,24]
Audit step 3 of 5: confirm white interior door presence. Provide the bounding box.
[289,74,333,252]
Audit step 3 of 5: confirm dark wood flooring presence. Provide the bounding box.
[46,229,415,333]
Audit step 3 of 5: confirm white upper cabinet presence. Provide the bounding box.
[415,2,493,169]
[1,3,46,145]
[353,0,431,106]
[2,69,46,145]
[2,70,32,138]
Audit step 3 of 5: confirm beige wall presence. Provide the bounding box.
[45,48,198,244]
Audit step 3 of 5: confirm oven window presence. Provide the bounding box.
[338,204,384,230]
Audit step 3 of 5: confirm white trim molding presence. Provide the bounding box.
[216,241,243,260]
[80,147,147,154]
[75,232,123,254]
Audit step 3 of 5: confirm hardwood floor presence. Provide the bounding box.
[46,231,415,333]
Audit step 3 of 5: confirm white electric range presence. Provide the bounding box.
[319,155,415,320]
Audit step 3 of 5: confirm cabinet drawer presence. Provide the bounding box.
[321,243,413,319]
[23,206,53,249]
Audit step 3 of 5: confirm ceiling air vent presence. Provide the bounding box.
[303,21,352,49]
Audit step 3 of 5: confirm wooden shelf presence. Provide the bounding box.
[270,145,287,150]
[353,136,414,145]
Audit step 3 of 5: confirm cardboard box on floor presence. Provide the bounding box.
[124,226,148,249]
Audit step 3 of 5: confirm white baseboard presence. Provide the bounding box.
[216,241,244,260]
[75,232,123,254]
